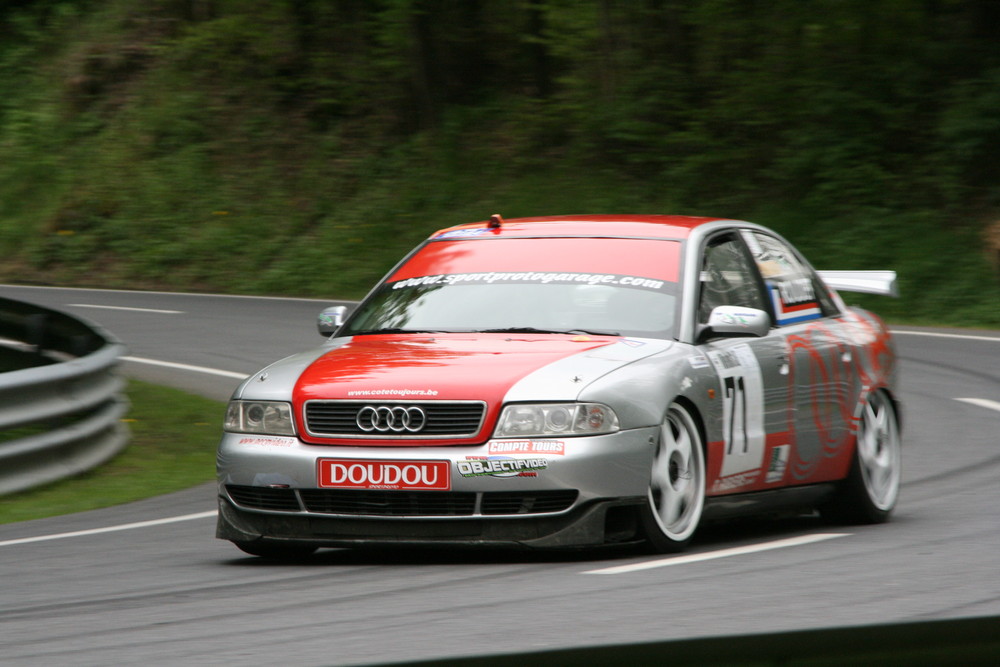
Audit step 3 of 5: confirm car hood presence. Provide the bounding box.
[294,333,617,401]
[290,333,671,445]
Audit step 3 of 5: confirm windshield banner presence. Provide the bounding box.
[391,271,669,291]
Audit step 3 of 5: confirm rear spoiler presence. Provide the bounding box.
[817,270,898,297]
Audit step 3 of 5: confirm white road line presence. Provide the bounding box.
[955,398,1000,413]
[0,511,217,548]
[68,303,183,314]
[584,533,850,574]
[123,356,249,380]
[892,330,1000,342]
[0,337,32,350]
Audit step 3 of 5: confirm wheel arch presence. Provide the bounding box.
[885,387,903,434]
[856,384,904,436]
[671,394,709,457]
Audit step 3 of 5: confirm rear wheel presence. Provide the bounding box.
[822,389,901,524]
[233,540,318,560]
[640,404,706,553]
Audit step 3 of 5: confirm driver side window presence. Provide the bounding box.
[698,236,767,323]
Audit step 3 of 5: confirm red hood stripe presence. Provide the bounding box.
[293,334,616,446]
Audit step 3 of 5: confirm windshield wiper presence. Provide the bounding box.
[476,327,621,336]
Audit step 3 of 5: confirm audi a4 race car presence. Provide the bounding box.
[216,214,901,558]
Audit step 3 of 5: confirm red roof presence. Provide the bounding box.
[390,236,681,282]
[431,214,726,241]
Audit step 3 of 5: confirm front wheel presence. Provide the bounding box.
[822,389,901,524]
[640,404,706,553]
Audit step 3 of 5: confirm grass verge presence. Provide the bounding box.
[0,379,223,525]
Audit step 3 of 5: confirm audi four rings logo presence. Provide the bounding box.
[356,405,427,432]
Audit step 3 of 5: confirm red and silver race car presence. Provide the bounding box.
[216,214,901,558]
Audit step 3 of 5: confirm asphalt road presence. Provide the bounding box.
[1,285,998,666]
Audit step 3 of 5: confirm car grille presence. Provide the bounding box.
[303,401,486,439]
[300,490,477,516]
[225,485,578,517]
[480,491,579,515]
[226,485,301,512]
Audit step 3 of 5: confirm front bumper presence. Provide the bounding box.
[216,427,657,549]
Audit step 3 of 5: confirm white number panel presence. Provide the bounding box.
[708,343,766,478]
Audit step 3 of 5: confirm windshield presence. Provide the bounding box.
[342,237,680,339]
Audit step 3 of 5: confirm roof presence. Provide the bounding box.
[430,214,728,241]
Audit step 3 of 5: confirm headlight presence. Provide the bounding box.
[494,403,619,437]
[225,400,296,436]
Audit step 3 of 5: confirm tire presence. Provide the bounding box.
[640,404,706,553]
[233,540,318,560]
[822,389,901,524]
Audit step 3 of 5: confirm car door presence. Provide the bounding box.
[695,232,792,494]
[738,229,855,485]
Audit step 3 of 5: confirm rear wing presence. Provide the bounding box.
[817,270,898,297]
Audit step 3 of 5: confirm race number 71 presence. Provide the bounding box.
[723,375,748,455]
[709,344,766,477]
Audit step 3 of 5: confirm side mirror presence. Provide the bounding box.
[317,306,348,337]
[697,306,770,344]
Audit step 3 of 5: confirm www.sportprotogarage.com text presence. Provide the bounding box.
[392,271,665,290]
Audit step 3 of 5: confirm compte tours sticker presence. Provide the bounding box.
[487,440,565,455]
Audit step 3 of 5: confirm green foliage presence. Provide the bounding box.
[0,0,998,324]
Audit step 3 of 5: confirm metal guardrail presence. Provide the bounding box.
[0,295,129,495]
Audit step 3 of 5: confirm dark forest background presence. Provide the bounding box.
[2,0,999,325]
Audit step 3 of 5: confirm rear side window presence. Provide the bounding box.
[740,231,838,325]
